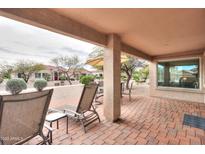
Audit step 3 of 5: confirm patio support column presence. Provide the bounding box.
[104,34,121,122]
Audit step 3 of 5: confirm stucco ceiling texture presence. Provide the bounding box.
[52,8,205,56]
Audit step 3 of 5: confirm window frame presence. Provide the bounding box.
[156,57,202,92]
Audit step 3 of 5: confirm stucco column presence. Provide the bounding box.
[104,34,121,122]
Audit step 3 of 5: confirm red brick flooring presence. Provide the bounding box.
[28,95,205,145]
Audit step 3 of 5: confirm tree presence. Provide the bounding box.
[14,60,44,83]
[51,55,82,85]
[121,56,146,89]
[133,65,149,83]
[0,63,13,83]
[87,47,147,89]
[133,71,140,82]
[141,65,149,81]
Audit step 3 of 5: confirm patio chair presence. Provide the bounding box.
[94,80,104,104]
[94,81,124,103]
[63,83,100,133]
[0,89,53,145]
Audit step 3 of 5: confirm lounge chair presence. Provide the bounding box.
[0,89,53,145]
[94,81,104,104]
[63,84,100,133]
[95,81,125,103]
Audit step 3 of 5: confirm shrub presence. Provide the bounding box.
[95,75,103,80]
[80,75,95,86]
[59,75,66,81]
[34,79,47,91]
[6,78,27,95]
[43,73,51,81]
[79,74,86,80]
[3,72,11,79]
[0,76,3,84]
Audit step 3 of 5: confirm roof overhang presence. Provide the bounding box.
[1,8,205,61]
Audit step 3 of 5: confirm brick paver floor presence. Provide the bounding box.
[28,93,205,145]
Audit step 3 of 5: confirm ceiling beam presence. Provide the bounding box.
[152,48,204,61]
[121,43,152,61]
[0,8,108,47]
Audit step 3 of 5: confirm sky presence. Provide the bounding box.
[0,16,96,70]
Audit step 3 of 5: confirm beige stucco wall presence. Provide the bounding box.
[0,84,84,108]
[149,54,205,103]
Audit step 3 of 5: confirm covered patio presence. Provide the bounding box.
[28,94,205,145]
[0,8,205,145]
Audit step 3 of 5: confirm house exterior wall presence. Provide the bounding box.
[149,53,205,103]
[11,68,61,82]
[29,69,52,81]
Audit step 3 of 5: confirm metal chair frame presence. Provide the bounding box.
[0,89,53,145]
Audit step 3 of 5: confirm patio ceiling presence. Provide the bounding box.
[51,8,205,58]
[0,8,205,60]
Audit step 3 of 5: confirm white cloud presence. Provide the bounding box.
[0,16,96,68]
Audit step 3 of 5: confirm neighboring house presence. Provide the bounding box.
[71,68,103,79]
[33,65,66,81]
[65,68,103,80]
[12,65,66,82]
[69,68,92,80]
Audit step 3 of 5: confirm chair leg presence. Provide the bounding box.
[94,95,97,102]
[39,131,50,145]
[92,105,101,123]
[0,138,4,145]
[95,111,101,122]
[46,131,51,145]
[49,122,53,144]
[57,120,59,129]
[66,116,68,134]
[80,119,86,133]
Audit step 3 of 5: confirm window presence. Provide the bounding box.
[157,59,200,89]
[42,73,47,78]
[35,73,41,78]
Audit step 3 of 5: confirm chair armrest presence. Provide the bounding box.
[91,104,97,110]
[64,108,81,116]
[44,124,54,132]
